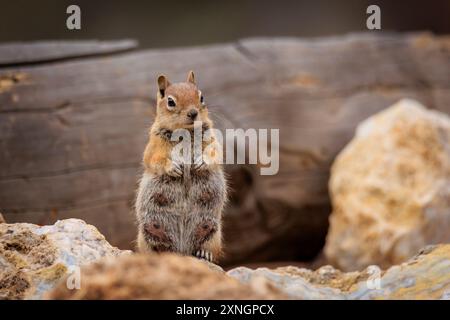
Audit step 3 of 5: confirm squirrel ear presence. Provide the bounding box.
[157,74,170,98]
[187,70,196,85]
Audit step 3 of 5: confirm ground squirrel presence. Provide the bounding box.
[135,71,227,263]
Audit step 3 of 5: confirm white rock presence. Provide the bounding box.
[0,218,130,299]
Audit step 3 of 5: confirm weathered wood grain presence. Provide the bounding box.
[0,40,138,66]
[1,33,449,265]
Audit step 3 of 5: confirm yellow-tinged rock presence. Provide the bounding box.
[228,244,450,299]
[325,99,450,271]
[0,219,129,299]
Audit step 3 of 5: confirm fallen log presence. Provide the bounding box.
[0,32,449,265]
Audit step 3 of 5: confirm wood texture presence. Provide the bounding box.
[1,32,449,266]
[0,40,138,66]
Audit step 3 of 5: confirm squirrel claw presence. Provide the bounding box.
[167,160,183,177]
[194,249,213,262]
[192,155,205,171]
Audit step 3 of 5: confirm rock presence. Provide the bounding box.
[228,244,450,299]
[0,219,129,299]
[46,253,287,299]
[325,99,450,271]
[228,265,347,300]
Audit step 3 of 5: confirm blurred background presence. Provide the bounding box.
[1,0,449,47]
[0,0,449,270]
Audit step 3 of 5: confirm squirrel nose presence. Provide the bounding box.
[187,109,198,120]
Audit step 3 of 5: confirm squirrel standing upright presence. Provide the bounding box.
[135,71,227,263]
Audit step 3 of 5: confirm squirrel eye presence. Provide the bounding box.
[167,97,176,108]
[200,95,205,105]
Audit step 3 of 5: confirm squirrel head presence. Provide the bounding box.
[155,71,212,130]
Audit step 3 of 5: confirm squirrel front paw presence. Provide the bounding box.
[194,250,213,262]
[192,154,206,171]
[166,159,183,177]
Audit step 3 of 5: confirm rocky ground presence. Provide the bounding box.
[46,252,286,300]
[1,99,449,300]
[229,245,450,299]
[1,217,449,299]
